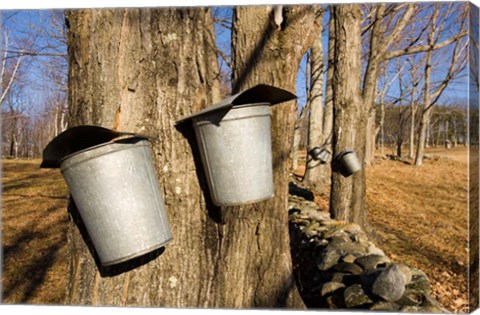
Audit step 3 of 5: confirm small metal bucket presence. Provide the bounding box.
[309,147,331,163]
[60,137,172,266]
[335,150,362,176]
[177,84,297,207]
[192,103,273,206]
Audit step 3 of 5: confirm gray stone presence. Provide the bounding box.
[342,254,357,263]
[321,220,343,227]
[290,218,310,226]
[325,229,351,241]
[410,267,428,278]
[300,200,320,210]
[397,264,413,285]
[313,238,329,247]
[351,232,370,244]
[401,306,423,312]
[420,305,447,313]
[421,294,449,313]
[320,281,346,296]
[355,254,390,271]
[334,262,364,275]
[359,269,383,287]
[330,272,349,283]
[406,272,431,295]
[344,284,373,308]
[317,248,341,271]
[329,240,369,257]
[372,264,406,302]
[301,208,331,221]
[342,223,363,235]
[370,301,401,311]
[401,305,444,313]
[367,244,385,256]
[304,225,320,238]
[397,289,424,306]
[326,294,346,309]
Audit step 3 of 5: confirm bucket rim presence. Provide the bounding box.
[176,84,296,124]
[59,136,149,167]
[191,101,271,120]
[334,149,355,161]
[100,236,173,266]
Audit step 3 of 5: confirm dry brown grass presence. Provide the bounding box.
[2,159,69,304]
[366,147,469,313]
[1,149,472,311]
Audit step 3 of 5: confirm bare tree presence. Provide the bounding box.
[330,2,468,224]
[1,10,68,158]
[303,9,328,192]
[414,3,468,166]
[226,4,322,307]
[65,5,322,308]
[375,60,405,158]
[65,8,224,306]
[407,57,421,159]
[302,6,334,196]
[330,3,416,225]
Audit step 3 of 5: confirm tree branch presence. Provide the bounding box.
[1,49,67,58]
[380,4,416,57]
[0,51,23,105]
[384,30,468,60]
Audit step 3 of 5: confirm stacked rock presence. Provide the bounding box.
[288,184,448,312]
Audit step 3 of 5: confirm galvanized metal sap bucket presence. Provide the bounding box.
[177,84,296,206]
[41,126,172,266]
[334,149,362,177]
[309,147,331,164]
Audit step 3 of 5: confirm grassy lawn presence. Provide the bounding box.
[2,159,69,304]
[366,147,469,312]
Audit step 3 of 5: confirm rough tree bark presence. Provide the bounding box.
[365,106,376,164]
[292,104,308,172]
[329,4,366,224]
[66,6,322,309]
[65,8,233,307]
[408,58,419,159]
[329,3,416,225]
[227,5,322,308]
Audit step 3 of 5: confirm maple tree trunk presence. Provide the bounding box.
[65,8,230,307]
[304,12,332,196]
[228,5,321,308]
[65,6,322,308]
[365,107,376,165]
[329,4,367,225]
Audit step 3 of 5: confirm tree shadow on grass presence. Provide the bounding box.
[2,229,65,303]
[371,221,468,276]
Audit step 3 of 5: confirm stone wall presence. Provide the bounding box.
[288,183,449,312]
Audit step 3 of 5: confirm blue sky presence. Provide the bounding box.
[212,4,469,110]
[1,10,67,117]
[1,3,472,117]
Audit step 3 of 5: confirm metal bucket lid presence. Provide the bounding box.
[334,149,355,162]
[40,125,148,168]
[176,84,296,124]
